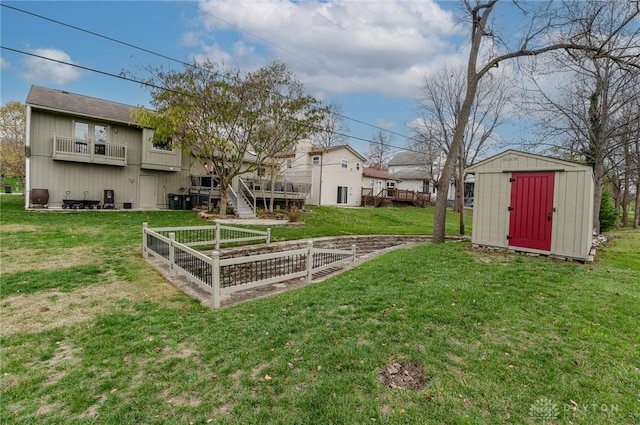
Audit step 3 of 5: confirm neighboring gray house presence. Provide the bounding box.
[387,151,436,196]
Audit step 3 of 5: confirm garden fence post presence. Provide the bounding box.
[351,244,357,263]
[266,228,271,245]
[306,240,313,284]
[169,232,176,277]
[142,222,148,259]
[212,250,221,309]
[215,222,221,250]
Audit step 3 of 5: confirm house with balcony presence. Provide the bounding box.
[25,85,196,210]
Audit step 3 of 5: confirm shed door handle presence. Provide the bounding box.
[547,212,552,222]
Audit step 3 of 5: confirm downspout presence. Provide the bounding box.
[24,105,31,209]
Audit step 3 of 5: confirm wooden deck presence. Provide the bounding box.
[361,188,430,208]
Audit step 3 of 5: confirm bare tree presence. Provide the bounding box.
[522,12,640,232]
[414,63,513,234]
[312,102,349,148]
[365,131,394,170]
[431,0,640,243]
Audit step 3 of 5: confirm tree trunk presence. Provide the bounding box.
[219,186,228,216]
[458,144,465,235]
[592,161,604,234]
[634,180,640,228]
[432,0,490,243]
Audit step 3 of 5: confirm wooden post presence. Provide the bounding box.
[212,250,221,309]
[266,228,271,245]
[169,233,176,277]
[142,222,148,259]
[215,222,221,250]
[306,240,314,284]
[351,244,357,263]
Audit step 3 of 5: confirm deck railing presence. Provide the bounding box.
[143,223,355,309]
[147,222,270,250]
[52,135,127,166]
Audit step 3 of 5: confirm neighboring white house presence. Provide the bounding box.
[362,167,399,194]
[281,140,365,207]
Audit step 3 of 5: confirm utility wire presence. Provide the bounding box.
[2,45,427,154]
[1,3,421,147]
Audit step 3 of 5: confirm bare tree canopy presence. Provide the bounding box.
[413,62,514,233]
[431,0,640,242]
[365,131,394,170]
[312,102,350,148]
[519,1,640,232]
[0,101,26,187]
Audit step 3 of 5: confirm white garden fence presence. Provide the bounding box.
[143,223,356,308]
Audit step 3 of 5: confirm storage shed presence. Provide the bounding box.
[466,150,594,261]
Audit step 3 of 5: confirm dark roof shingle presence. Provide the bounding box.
[26,85,137,124]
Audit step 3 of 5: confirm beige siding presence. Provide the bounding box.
[28,109,192,209]
[140,128,182,171]
[552,169,594,259]
[471,172,509,248]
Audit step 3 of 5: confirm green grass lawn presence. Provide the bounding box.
[1,195,638,424]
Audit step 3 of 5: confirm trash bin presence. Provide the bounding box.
[4,185,11,194]
[182,195,192,210]
[168,194,181,210]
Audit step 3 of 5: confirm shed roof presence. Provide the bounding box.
[466,149,592,173]
[26,85,137,125]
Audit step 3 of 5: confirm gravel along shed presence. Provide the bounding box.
[466,150,594,261]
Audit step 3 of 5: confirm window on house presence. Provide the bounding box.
[312,156,320,166]
[341,159,348,168]
[356,162,360,170]
[152,137,173,151]
[257,167,266,177]
[94,125,108,143]
[337,186,348,204]
[423,180,430,193]
[74,122,89,140]
[386,181,395,188]
[370,179,374,187]
[286,159,293,169]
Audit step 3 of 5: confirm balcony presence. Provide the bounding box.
[52,135,126,167]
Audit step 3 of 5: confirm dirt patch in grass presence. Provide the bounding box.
[380,361,429,390]
[2,246,101,274]
[0,274,180,337]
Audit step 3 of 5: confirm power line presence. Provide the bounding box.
[1,3,422,147]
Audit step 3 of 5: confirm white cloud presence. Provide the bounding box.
[193,0,464,98]
[21,48,81,85]
[0,57,8,69]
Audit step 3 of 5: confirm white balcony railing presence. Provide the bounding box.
[52,135,126,166]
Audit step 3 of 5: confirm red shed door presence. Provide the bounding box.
[508,172,555,251]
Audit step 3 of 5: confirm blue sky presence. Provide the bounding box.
[1,0,529,156]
